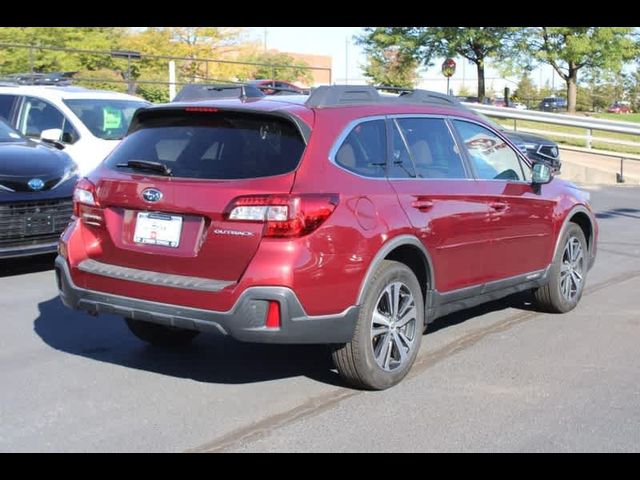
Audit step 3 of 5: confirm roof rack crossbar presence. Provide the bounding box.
[304,85,463,109]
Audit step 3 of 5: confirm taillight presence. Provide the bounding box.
[225,194,339,238]
[73,178,104,227]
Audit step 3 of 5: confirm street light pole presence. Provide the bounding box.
[345,37,349,85]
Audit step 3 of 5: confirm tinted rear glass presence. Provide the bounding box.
[105,111,305,180]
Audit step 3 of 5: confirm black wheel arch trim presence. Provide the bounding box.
[553,204,597,268]
[356,234,435,306]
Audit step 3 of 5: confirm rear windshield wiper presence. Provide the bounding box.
[116,160,172,176]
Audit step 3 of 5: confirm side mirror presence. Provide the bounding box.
[532,162,552,184]
[40,128,65,150]
[41,128,63,142]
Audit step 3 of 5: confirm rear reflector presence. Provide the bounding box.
[265,301,281,329]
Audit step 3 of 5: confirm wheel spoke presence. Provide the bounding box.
[569,273,579,293]
[397,329,412,350]
[383,337,393,370]
[392,283,401,318]
[372,310,390,327]
[392,331,407,365]
[571,240,582,263]
[397,293,413,318]
[397,306,417,328]
[382,286,393,314]
[374,333,390,366]
[371,326,388,339]
[571,269,583,283]
[561,275,570,298]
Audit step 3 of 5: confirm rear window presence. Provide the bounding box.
[105,111,306,180]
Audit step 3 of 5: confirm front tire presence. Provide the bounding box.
[534,223,588,313]
[125,318,200,347]
[332,260,425,390]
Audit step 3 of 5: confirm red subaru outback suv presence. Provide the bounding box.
[56,86,597,390]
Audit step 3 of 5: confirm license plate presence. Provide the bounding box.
[133,212,183,248]
[25,214,55,236]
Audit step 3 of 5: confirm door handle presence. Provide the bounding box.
[411,199,434,211]
[489,201,507,212]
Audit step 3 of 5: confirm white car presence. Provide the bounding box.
[0,84,150,175]
[510,102,528,110]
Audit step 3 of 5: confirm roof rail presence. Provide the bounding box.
[305,85,464,109]
[0,71,76,86]
[172,83,265,102]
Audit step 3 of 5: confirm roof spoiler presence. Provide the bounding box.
[172,83,266,102]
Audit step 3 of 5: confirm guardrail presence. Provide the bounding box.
[463,103,640,150]
[463,103,640,183]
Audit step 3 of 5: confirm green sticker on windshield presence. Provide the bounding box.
[103,107,122,130]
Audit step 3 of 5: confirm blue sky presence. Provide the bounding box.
[249,27,367,83]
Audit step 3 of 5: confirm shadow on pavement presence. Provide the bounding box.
[596,208,640,220]
[0,253,56,278]
[34,289,537,387]
[427,291,538,334]
[34,295,343,387]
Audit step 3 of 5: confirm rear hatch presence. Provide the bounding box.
[80,107,307,282]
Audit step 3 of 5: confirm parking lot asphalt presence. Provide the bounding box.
[1,185,639,452]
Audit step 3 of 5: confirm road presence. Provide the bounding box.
[1,185,639,452]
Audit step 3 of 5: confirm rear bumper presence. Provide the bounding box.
[55,256,358,344]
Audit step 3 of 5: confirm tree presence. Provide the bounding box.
[513,74,538,106]
[457,84,472,97]
[513,27,637,113]
[362,46,418,88]
[357,27,515,100]
[120,27,248,84]
[237,51,313,84]
[0,27,125,75]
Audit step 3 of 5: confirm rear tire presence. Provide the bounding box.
[332,260,424,390]
[534,223,588,313]
[124,318,199,347]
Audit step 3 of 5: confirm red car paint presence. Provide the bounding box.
[60,95,598,320]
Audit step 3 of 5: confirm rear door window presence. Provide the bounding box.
[105,110,306,180]
[393,117,467,179]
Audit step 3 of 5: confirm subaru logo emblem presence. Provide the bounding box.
[27,178,45,191]
[142,188,162,202]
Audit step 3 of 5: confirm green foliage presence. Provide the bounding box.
[362,49,418,88]
[357,27,515,98]
[513,74,538,103]
[0,27,125,74]
[511,27,637,113]
[236,51,313,84]
[136,82,169,103]
[74,69,127,93]
[457,84,472,97]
